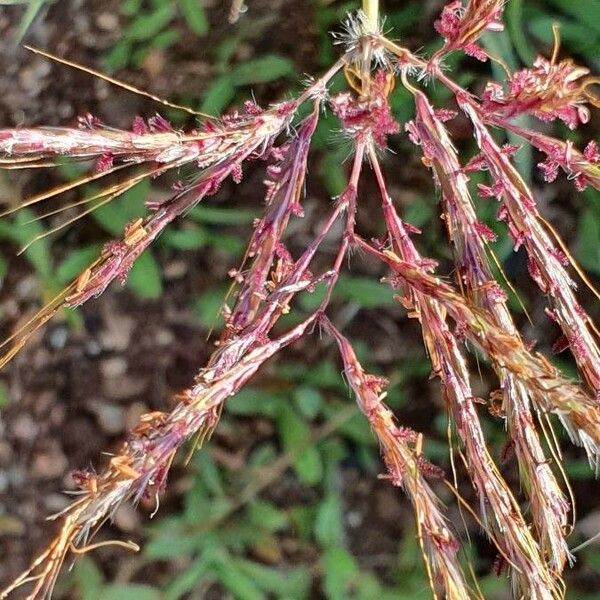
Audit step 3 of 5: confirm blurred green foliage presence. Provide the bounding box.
[105,0,209,71]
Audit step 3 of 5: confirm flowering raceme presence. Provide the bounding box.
[434,0,505,61]
[482,55,600,129]
[0,2,599,598]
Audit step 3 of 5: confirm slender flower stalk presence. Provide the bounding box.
[407,86,570,572]
[463,104,600,398]
[495,123,600,192]
[368,149,560,599]
[1,137,358,598]
[323,317,475,600]
[382,25,600,395]
[0,87,338,369]
[224,106,320,336]
[0,315,317,600]
[0,110,290,367]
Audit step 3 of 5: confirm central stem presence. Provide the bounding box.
[363,0,379,32]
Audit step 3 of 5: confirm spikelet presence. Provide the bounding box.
[409,88,570,573]
[325,318,475,600]
[368,150,561,599]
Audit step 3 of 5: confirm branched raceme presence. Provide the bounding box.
[0,2,599,598]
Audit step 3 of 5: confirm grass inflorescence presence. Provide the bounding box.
[0,1,599,598]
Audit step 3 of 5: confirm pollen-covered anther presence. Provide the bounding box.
[95,153,114,173]
[431,525,458,548]
[109,456,140,481]
[477,180,504,200]
[228,269,245,283]
[75,268,92,293]
[473,221,497,242]
[133,411,168,437]
[488,389,505,418]
[123,218,148,247]
[71,468,99,495]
